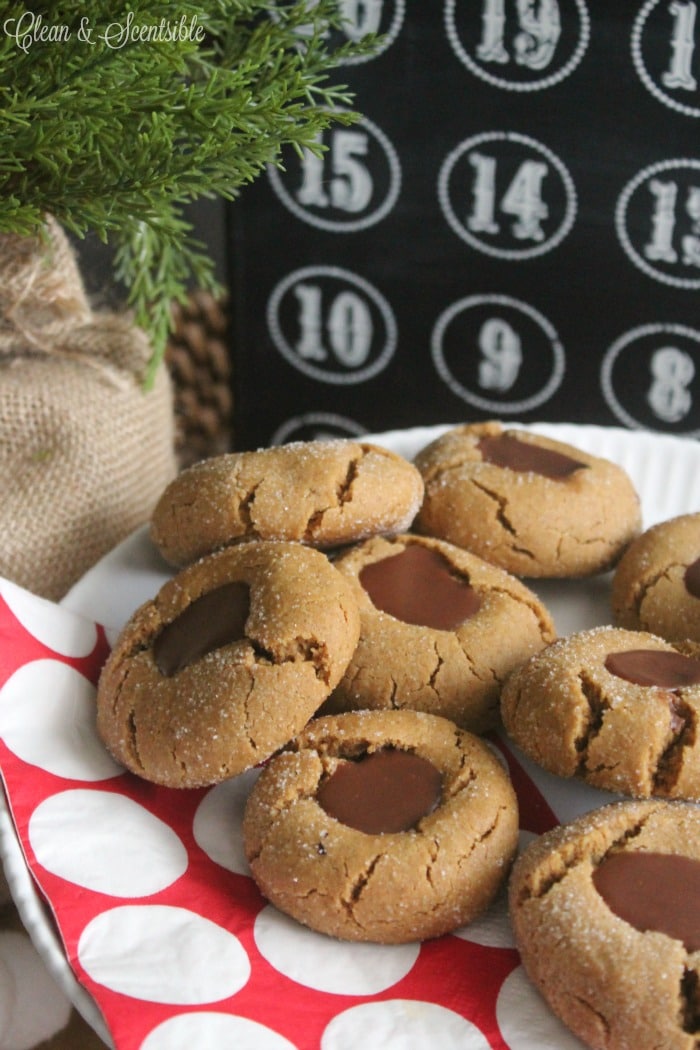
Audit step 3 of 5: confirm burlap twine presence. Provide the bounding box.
[0,216,177,601]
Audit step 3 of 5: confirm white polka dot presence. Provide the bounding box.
[254,906,419,995]
[0,660,121,780]
[78,905,250,1004]
[141,1012,298,1050]
[453,892,513,949]
[0,580,97,657]
[0,930,72,1049]
[322,1000,490,1049]
[454,830,536,949]
[497,966,587,1049]
[28,790,187,896]
[193,769,261,874]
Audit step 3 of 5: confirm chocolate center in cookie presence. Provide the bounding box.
[604,649,700,688]
[316,748,442,834]
[153,581,250,676]
[477,433,586,478]
[359,544,481,630]
[593,850,700,951]
[685,556,700,599]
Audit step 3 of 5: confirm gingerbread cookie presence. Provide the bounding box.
[509,798,700,1050]
[413,421,641,578]
[243,709,519,943]
[96,540,360,788]
[612,512,700,642]
[325,533,555,733]
[150,438,424,566]
[501,625,700,800]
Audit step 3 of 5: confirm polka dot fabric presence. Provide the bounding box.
[0,579,586,1050]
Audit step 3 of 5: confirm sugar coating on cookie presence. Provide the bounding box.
[243,709,519,943]
[150,439,425,566]
[509,799,700,1050]
[325,533,556,733]
[501,625,700,800]
[96,540,360,788]
[612,511,700,642]
[413,421,641,578]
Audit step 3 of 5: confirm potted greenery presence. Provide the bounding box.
[0,0,368,373]
[0,0,369,599]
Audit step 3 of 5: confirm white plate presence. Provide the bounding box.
[6,420,700,1046]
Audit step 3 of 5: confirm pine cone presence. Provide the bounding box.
[165,289,232,469]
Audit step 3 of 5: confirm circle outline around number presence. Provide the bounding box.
[266,265,398,385]
[631,0,700,119]
[430,292,566,412]
[444,0,591,92]
[600,321,700,436]
[267,112,402,233]
[437,130,578,260]
[615,158,700,290]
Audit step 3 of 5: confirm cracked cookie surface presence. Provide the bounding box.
[324,533,555,734]
[150,439,424,567]
[96,540,360,788]
[509,799,700,1050]
[413,421,641,578]
[242,709,519,943]
[501,626,700,800]
[612,512,700,642]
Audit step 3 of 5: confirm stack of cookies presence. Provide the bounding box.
[95,421,700,1049]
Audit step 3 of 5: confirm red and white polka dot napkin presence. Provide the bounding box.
[0,578,588,1050]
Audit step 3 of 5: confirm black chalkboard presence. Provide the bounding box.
[228,1,700,449]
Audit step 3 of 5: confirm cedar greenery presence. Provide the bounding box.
[0,1,372,382]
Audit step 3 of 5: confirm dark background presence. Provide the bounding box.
[227,1,700,449]
[79,2,700,451]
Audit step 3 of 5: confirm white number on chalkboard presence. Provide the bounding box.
[647,345,695,422]
[297,130,372,213]
[338,0,385,39]
[663,1,697,92]
[294,283,373,366]
[478,318,523,391]
[645,178,700,267]
[468,152,549,241]
[477,0,562,70]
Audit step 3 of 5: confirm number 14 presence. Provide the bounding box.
[468,152,549,242]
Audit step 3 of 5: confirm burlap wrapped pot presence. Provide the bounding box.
[0,216,177,600]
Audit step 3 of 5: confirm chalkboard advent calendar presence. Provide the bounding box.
[227,1,700,450]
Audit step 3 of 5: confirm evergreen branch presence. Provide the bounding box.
[0,0,376,376]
